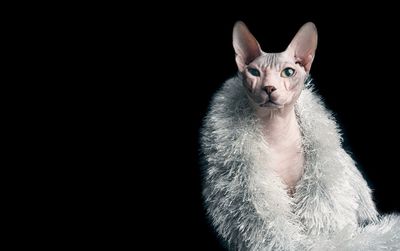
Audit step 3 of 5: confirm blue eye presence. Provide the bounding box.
[248,68,260,77]
[281,67,295,77]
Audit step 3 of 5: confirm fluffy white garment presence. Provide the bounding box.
[200,76,400,250]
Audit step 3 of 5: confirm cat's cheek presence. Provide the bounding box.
[243,81,253,93]
[245,77,257,93]
[288,76,302,91]
[246,91,263,105]
[242,75,250,91]
[284,80,292,91]
[291,81,300,91]
[291,86,303,103]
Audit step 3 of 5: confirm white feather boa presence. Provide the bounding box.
[200,76,400,250]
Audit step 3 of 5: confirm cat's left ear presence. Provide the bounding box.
[287,22,318,72]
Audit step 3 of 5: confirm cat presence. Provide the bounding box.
[200,21,400,250]
[233,21,315,196]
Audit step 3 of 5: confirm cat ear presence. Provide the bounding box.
[233,21,262,72]
[287,22,318,72]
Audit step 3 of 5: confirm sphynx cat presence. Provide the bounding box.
[233,21,317,195]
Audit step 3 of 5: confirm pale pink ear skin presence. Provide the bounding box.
[286,22,318,73]
[232,21,263,72]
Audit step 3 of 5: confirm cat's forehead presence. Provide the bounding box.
[250,52,294,68]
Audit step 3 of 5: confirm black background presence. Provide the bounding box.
[102,4,400,250]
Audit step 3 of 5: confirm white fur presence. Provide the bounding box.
[200,76,400,250]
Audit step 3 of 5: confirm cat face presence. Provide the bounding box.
[233,22,318,109]
[243,52,307,108]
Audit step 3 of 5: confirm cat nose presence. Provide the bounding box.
[264,86,276,95]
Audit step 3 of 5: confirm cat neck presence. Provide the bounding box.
[255,104,304,192]
[255,105,301,147]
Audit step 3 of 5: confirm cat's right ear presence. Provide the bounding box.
[233,21,262,72]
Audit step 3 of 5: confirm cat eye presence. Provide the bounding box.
[248,67,260,77]
[281,67,295,78]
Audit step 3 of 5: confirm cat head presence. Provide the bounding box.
[233,22,317,109]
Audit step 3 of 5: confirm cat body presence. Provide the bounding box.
[200,22,400,250]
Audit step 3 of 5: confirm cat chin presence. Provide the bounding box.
[259,101,283,109]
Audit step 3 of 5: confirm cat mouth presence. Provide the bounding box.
[260,100,283,108]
